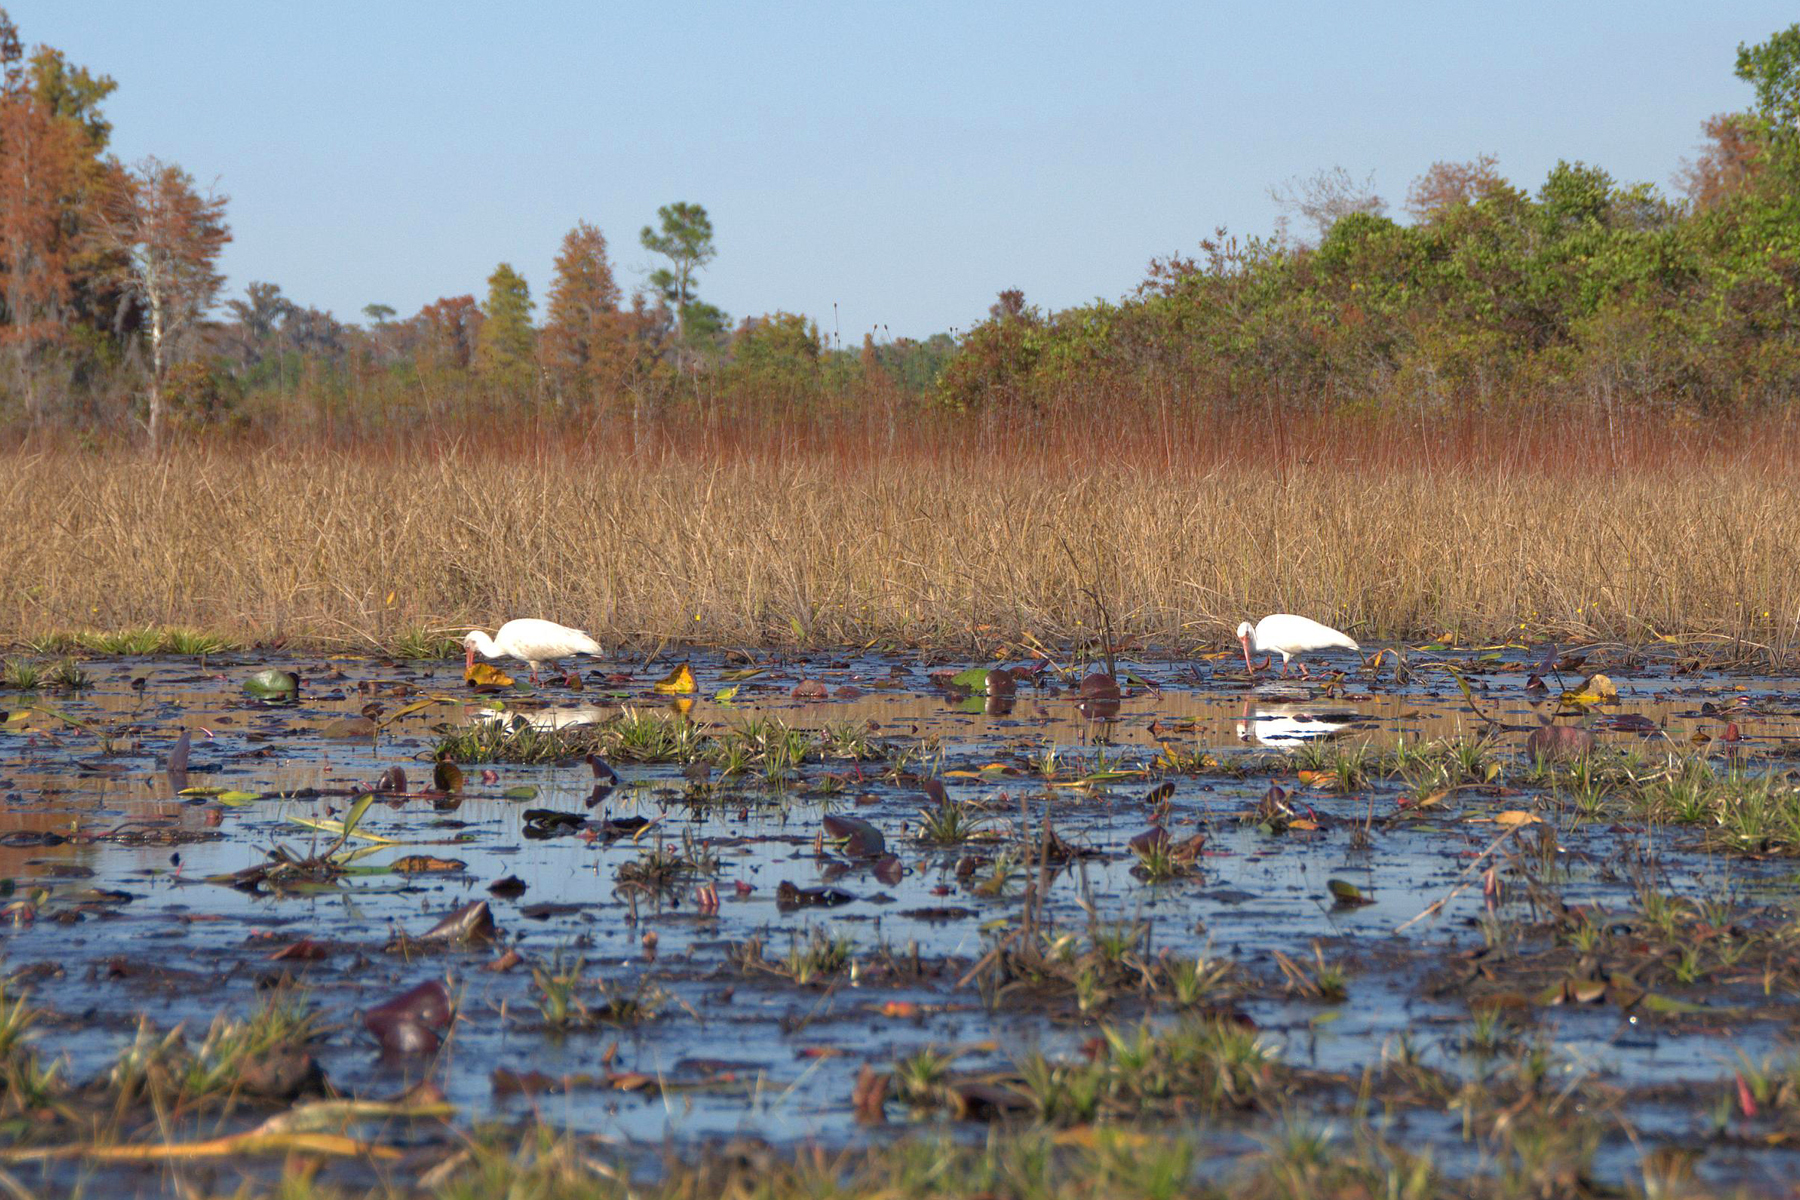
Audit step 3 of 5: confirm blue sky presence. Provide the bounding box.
[15,1,1793,342]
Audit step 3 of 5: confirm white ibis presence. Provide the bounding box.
[462,619,602,685]
[1236,614,1360,678]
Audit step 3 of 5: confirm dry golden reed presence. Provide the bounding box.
[5,407,1799,655]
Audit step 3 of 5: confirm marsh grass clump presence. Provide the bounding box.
[615,834,713,895]
[435,719,609,764]
[607,706,707,763]
[389,628,464,660]
[108,987,322,1108]
[731,927,854,985]
[912,1015,1279,1125]
[45,657,89,690]
[781,926,853,984]
[531,951,666,1031]
[917,792,991,845]
[0,658,40,690]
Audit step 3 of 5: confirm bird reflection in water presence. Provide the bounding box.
[1236,696,1361,746]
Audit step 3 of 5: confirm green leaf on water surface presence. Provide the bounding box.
[502,785,538,801]
[1327,879,1374,906]
[1642,992,1714,1016]
[714,685,739,704]
[243,669,299,700]
[1309,1009,1342,1028]
[214,790,261,806]
[718,667,765,682]
[947,667,990,692]
[178,786,227,797]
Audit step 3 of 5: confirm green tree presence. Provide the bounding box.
[1737,23,1800,164]
[639,201,715,345]
[475,262,536,394]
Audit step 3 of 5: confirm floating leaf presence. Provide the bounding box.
[214,790,261,806]
[389,856,467,874]
[653,663,695,694]
[322,716,377,739]
[718,667,765,682]
[714,685,740,704]
[434,760,464,793]
[464,663,514,689]
[1078,673,1121,700]
[418,899,497,944]
[823,813,885,858]
[502,785,538,801]
[1327,879,1374,906]
[1490,810,1542,827]
[946,667,989,692]
[364,979,453,1053]
[243,669,299,701]
[1581,673,1618,701]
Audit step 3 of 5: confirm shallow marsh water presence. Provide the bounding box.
[3,642,1800,1193]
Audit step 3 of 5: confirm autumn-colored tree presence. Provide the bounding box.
[1674,114,1762,210]
[475,263,536,395]
[639,202,716,346]
[1404,154,1507,221]
[89,156,230,447]
[0,51,84,417]
[413,295,483,371]
[540,221,633,402]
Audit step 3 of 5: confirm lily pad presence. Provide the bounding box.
[243,669,299,701]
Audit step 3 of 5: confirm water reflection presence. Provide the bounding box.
[1236,700,1363,747]
[468,704,613,732]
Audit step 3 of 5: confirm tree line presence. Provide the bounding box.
[1,9,1796,442]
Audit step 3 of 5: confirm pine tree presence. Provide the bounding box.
[475,262,535,395]
[540,222,631,402]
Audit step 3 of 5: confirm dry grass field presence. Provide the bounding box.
[7,404,1800,656]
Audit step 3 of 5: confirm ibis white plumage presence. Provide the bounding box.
[1236,614,1360,677]
[463,619,603,684]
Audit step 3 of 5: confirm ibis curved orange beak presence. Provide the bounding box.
[464,645,476,672]
[1240,632,1254,673]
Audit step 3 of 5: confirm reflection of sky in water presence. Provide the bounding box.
[0,649,1795,1169]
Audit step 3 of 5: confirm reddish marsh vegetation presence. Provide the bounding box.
[7,399,1799,655]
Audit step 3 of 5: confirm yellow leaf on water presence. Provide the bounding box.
[464,662,513,688]
[1052,1126,1152,1149]
[1288,818,1321,831]
[1491,810,1542,827]
[653,663,696,694]
[1581,673,1618,701]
